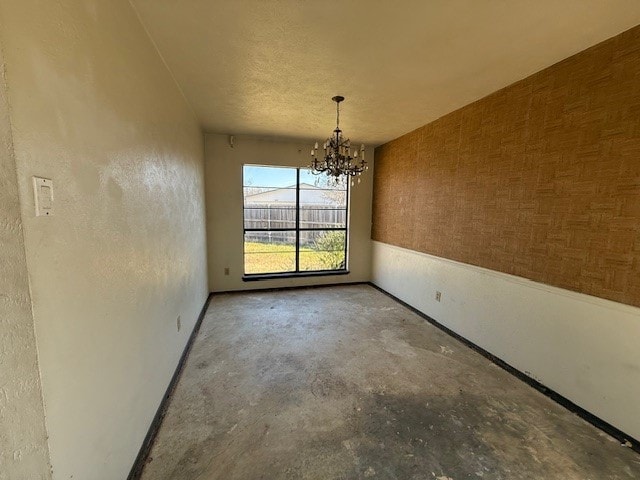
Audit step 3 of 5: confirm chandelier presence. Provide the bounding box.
[310,96,367,184]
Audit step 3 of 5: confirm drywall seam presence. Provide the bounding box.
[126,0,199,122]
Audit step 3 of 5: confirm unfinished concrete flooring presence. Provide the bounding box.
[140,285,640,479]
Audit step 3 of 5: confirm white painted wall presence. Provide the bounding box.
[205,134,373,292]
[0,1,208,478]
[0,36,51,480]
[372,241,640,442]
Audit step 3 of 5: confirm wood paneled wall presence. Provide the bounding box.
[372,25,640,307]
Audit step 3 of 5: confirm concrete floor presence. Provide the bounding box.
[140,285,640,480]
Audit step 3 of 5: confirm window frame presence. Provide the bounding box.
[242,165,350,280]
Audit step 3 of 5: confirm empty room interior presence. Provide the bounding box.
[3,1,640,479]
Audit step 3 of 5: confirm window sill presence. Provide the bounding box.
[242,270,349,282]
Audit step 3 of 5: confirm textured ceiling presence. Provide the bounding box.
[130,0,640,146]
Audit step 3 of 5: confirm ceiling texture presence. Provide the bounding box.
[131,0,640,146]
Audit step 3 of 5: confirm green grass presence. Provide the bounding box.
[244,241,344,274]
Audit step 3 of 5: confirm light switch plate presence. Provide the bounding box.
[33,177,53,216]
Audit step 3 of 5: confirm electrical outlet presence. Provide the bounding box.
[435,291,442,302]
[177,315,181,332]
[224,267,230,275]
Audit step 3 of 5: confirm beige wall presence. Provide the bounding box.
[0,1,208,479]
[205,134,373,291]
[0,36,51,480]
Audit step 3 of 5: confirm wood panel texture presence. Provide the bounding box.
[372,25,640,307]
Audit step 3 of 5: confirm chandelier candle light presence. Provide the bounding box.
[310,96,367,185]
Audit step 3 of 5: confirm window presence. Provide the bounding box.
[243,165,348,277]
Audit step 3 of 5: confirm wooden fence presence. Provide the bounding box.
[244,205,346,245]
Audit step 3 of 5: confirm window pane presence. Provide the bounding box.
[243,165,297,189]
[243,166,298,228]
[299,208,346,229]
[244,206,296,229]
[243,185,298,229]
[299,168,347,191]
[299,230,346,272]
[299,167,347,228]
[244,231,296,274]
[243,187,297,207]
[299,188,346,208]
